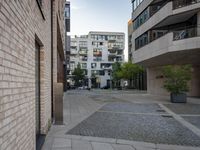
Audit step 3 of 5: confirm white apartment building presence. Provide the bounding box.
[129,0,200,96]
[69,32,125,88]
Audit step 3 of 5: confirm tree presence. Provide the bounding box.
[112,62,123,87]
[120,62,143,88]
[72,63,85,87]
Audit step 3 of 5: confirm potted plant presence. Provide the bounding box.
[162,65,192,103]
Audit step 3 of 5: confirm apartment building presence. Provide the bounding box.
[130,0,200,96]
[0,0,65,150]
[69,32,125,88]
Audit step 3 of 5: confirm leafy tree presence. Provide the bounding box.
[121,62,143,79]
[112,62,122,80]
[162,65,192,94]
[112,62,143,88]
[72,63,85,87]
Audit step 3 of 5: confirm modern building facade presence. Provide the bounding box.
[130,0,200,96]
[0,0,65,150]
[69,32,125,88]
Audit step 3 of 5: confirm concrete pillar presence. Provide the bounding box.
[54,83,64,125]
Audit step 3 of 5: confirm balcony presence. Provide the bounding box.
[70,49,77,55]
[79,50,88,56]
[173,26,197,40]
[173,0,200,9]
[132,0,200,40]
[133,26,200,67]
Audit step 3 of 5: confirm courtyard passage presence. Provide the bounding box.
[42,90,200,150]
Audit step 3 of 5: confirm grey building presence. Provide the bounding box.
[69,32,125,88]
[129,0,200,96]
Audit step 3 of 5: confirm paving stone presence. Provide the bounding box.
[82,136,116,143]
[72,140,92,150]
[164,104,200,115]
[100,103,166,114]
[52,148,71,150]
[117,140,156,149]
[183,116,200,130]
[156,144,200,150]
[67,111,200,146]
[52,138,71,148]
[91,142,114,150]
[112,144,136,150]
[135,147,155,150]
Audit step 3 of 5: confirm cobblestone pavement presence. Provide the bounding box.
[42,90,200,150]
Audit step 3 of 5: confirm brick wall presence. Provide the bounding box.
[0,0,52,150]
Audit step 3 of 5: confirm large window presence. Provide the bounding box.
[134,8,149,29]
[132,0,144,11]
[133,0,169,30]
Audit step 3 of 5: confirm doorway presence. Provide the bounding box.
[35,41,41,149]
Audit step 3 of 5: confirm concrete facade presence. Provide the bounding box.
[129,0,200,96]
[0,0,65,150]
[69,32,125,88]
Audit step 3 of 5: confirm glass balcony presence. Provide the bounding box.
[173,26,197,40]
[135,25,198,50]
[173,0,199,9]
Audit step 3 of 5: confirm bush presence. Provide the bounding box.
[162,65,192,94]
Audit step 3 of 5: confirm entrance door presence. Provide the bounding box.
[35,42,41,142]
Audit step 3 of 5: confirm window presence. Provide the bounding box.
[132,0,144,11]
[91,63,97,68]
[65,5,70,18]
[81,63,87,69]
[135,32,149,50]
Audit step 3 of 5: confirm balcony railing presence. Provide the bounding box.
[173,0,200,9]
[135,25,198,50]
[173,27,197,40]
[79,51,88,55]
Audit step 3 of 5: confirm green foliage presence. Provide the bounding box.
[112,62,122,81]
[111,62,144,88]
[162,65,192,94]
[120,62,143,80]
[72,63,85,86]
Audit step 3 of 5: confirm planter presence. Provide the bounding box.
[170,93,187,103]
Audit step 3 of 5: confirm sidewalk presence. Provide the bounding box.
[42,90,200,150]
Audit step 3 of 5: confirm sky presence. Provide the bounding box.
[69,0,132,61]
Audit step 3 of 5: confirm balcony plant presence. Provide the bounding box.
[162,65,192,103]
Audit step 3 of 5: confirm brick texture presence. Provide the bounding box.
[0,0,64,149]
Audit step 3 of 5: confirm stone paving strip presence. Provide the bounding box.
[160,104,200,138]
[97,110,168,116]
[67,103,200,146]
[52,135,200,150]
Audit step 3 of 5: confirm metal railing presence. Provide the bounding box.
[173,26,197,40]
[135,25,199,50]
[173,0,200,9]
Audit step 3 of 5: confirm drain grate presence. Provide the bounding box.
[156,109,166,112]
[161,115,173,118]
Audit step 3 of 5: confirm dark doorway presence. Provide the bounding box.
[35,41,41,145]
[35,41,45,150]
